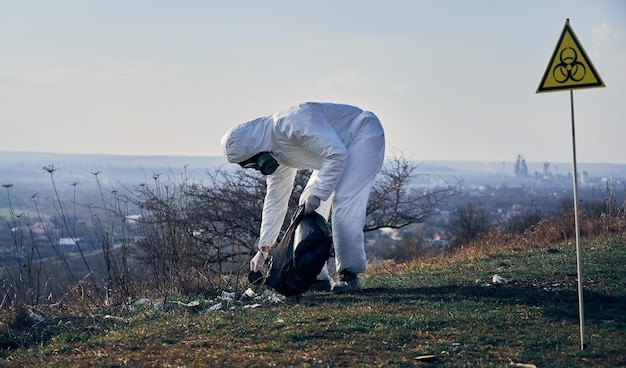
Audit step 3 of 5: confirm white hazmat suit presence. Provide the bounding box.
[220,102,385,276]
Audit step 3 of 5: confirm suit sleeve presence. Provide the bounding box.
[257,165,297,249]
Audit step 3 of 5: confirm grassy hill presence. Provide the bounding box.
[2,228,625,367]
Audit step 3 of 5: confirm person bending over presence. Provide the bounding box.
[220,102,385,293]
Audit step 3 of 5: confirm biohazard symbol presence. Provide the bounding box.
[553,47,586,83]
[537,20,605,93]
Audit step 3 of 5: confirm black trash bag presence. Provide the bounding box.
[264,205,332,297]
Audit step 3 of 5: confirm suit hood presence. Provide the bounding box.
[220,116,273,163]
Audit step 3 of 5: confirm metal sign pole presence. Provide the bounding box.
[569,90,586,349]
[537,19,604,350]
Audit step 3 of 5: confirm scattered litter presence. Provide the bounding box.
[116,288,285,315]
[238,288,256,302]
[492,274,508,285]
[104,315,124,321]
[133,298,152,306]
[176,300,200,307]
[415,354,437,362]
[266,293,285,304]
[207,302,223,312]
[276,318,284,323]
[220,291,237,302]
[510,362,536,368]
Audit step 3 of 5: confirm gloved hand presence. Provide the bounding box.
[301,193,320,215]
[250,249,269,273]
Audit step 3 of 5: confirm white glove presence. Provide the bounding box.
[250,249,269,273]
[301,193,320,215]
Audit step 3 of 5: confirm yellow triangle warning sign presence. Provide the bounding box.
[537,19,605,93]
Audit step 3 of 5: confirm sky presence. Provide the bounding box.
[1,1,625,164]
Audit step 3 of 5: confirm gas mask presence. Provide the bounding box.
[239,152,279,175]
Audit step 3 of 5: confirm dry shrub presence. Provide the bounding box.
[529,215,576,245]
[455,211,626,260]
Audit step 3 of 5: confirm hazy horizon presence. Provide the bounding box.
[0,150,626,166]
[3,150,626,173]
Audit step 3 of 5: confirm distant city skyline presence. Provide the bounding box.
[3,151,625,185]
[1,1,625,164]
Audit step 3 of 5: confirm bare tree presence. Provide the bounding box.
[119,155,458,294]
[365,155,459,231]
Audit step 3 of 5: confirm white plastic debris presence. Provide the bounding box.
[266,293,285,304]
[415,355,437,362]
[134,297,152,306]
[104,315,123,321]
[207,302,223,312]
[176,300,200,307]
[492,274,508,285]
[510,362,537,368]
[220,291,237,302]
[243,303,262,309]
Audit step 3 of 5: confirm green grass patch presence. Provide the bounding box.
[2,234,625,367]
